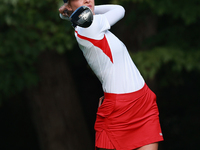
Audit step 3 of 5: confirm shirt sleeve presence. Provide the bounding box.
[94,5,125,26]
[76,14,111,40]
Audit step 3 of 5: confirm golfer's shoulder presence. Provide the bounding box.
[93,14,110,29]
[75,15,110,39]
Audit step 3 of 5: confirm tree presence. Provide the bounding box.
[0,0,92,149]
[27,51,93,150]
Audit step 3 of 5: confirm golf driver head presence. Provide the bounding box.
[70,6,93,28]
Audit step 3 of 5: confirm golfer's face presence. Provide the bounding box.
[69,0,95,14]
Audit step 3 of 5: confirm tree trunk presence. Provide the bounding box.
[27,51,93,150]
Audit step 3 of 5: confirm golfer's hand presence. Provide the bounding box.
[59,4,69,17]
[98,96,104,107]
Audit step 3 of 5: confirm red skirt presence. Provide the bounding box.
[94,84,164,150]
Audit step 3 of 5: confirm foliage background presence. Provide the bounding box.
[0,0,200,149]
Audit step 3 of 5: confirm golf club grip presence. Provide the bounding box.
[63,0,67,3]
[63,9,68,14]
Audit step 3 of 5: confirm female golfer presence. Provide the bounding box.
[59,0,164,150]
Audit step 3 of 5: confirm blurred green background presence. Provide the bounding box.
[0,0,200,149]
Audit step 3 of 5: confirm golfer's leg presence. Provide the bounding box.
[136,142,158,150]
[98,148,114,150]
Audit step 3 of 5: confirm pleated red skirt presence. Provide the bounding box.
[94,84,164,150]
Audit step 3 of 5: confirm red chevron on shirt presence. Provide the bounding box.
[75,31,113,63]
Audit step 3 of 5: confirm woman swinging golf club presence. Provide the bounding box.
[59,0,164,150]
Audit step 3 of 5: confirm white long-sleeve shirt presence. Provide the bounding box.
[75,5,145,94]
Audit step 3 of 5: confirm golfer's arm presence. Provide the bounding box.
[94,5,125,26]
